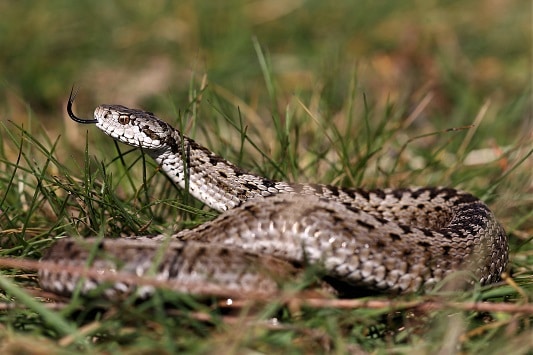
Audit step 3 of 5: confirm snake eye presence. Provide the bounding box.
[118,115,130,125]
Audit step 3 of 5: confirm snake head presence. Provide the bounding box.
[93,104,173,151]
[67,88,173,151]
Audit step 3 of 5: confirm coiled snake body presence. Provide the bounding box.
[38,92,508,298]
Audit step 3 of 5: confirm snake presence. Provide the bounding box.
[37,89,509,299]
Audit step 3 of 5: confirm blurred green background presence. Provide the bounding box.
[0,0,529,137]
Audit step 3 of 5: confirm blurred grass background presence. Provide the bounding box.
[0,0,531,353]
[1,0,529,127]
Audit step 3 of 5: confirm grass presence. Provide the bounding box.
[0,0,532,353]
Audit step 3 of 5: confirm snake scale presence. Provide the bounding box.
[38,90,509,298]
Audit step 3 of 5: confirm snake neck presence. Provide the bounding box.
[148,130,293,212]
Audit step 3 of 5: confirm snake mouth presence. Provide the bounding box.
[67,86,98,124]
